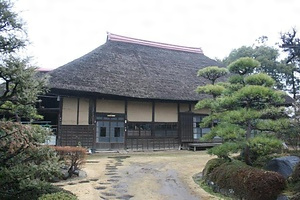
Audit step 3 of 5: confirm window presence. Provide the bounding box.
[127,122,178,137]
[154,123,177,137]
[100,127,106,137]
[127,123,151,137]
[140,124,151,136]
[114,127,121,137]
[193,115,210,139]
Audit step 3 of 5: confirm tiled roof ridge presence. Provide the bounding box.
[107,32,203,54]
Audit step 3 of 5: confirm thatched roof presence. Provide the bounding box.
[49,33,223,101]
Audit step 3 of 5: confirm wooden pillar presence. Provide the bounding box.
[88,98,96,125]
[152,100,155,149]
[177,103,181,146]
[124,99,128,150]
[57,96,63,146]
[89,98,96,151]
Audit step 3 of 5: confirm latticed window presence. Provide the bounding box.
[193,115,210,139]
[154,123,178,137]
[127,123,151,137]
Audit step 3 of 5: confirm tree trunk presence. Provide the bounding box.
[15,113,21,122]
[244,121,252,165]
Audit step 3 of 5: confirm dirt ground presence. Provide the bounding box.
[54,150,218,200]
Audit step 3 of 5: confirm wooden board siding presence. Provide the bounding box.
[59,125,94,148]
[126,137,179,151]
[155,102,178,122]
[127,101,152,122]
[94,143,124,150]
[96,99,125,113]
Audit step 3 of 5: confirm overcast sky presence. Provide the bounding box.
[14,0,300,69]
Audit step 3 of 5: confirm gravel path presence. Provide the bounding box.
[58,151,217,200]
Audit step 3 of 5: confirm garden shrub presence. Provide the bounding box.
[209,161,286,200]
[248,135,283,163]
[10,182,62,200]
[202,158,228,180]
[38,191,77,200]
[52,146,87,178]
[291,162,300,183]
[252,154,279,168]
[0,121,62,200]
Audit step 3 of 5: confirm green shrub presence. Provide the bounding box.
[0,121,62,200]
[252,154,279,168]
[202,158,228,180]
[209,161,286,200]
[291,162,300,183]
[38,191,77,200]
[0,181,62,200]
[248,135,283,162]
[207,142,242,159]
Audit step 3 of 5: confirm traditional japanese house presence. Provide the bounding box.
[41,33,224,151]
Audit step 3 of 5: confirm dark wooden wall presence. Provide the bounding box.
[94,143,125,150]
[58,125,179,151]
[59,125,94,148]
[126,137,179,151]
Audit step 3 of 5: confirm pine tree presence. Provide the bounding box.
[196,57,289,165]
[0,0,47,121]
[0,1,62,199]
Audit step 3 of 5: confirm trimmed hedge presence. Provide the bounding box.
[208,161,286,200]
[202,158,228,180]
[52,146,87,178]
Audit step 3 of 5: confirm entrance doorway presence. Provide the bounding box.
[96,113,125,149]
